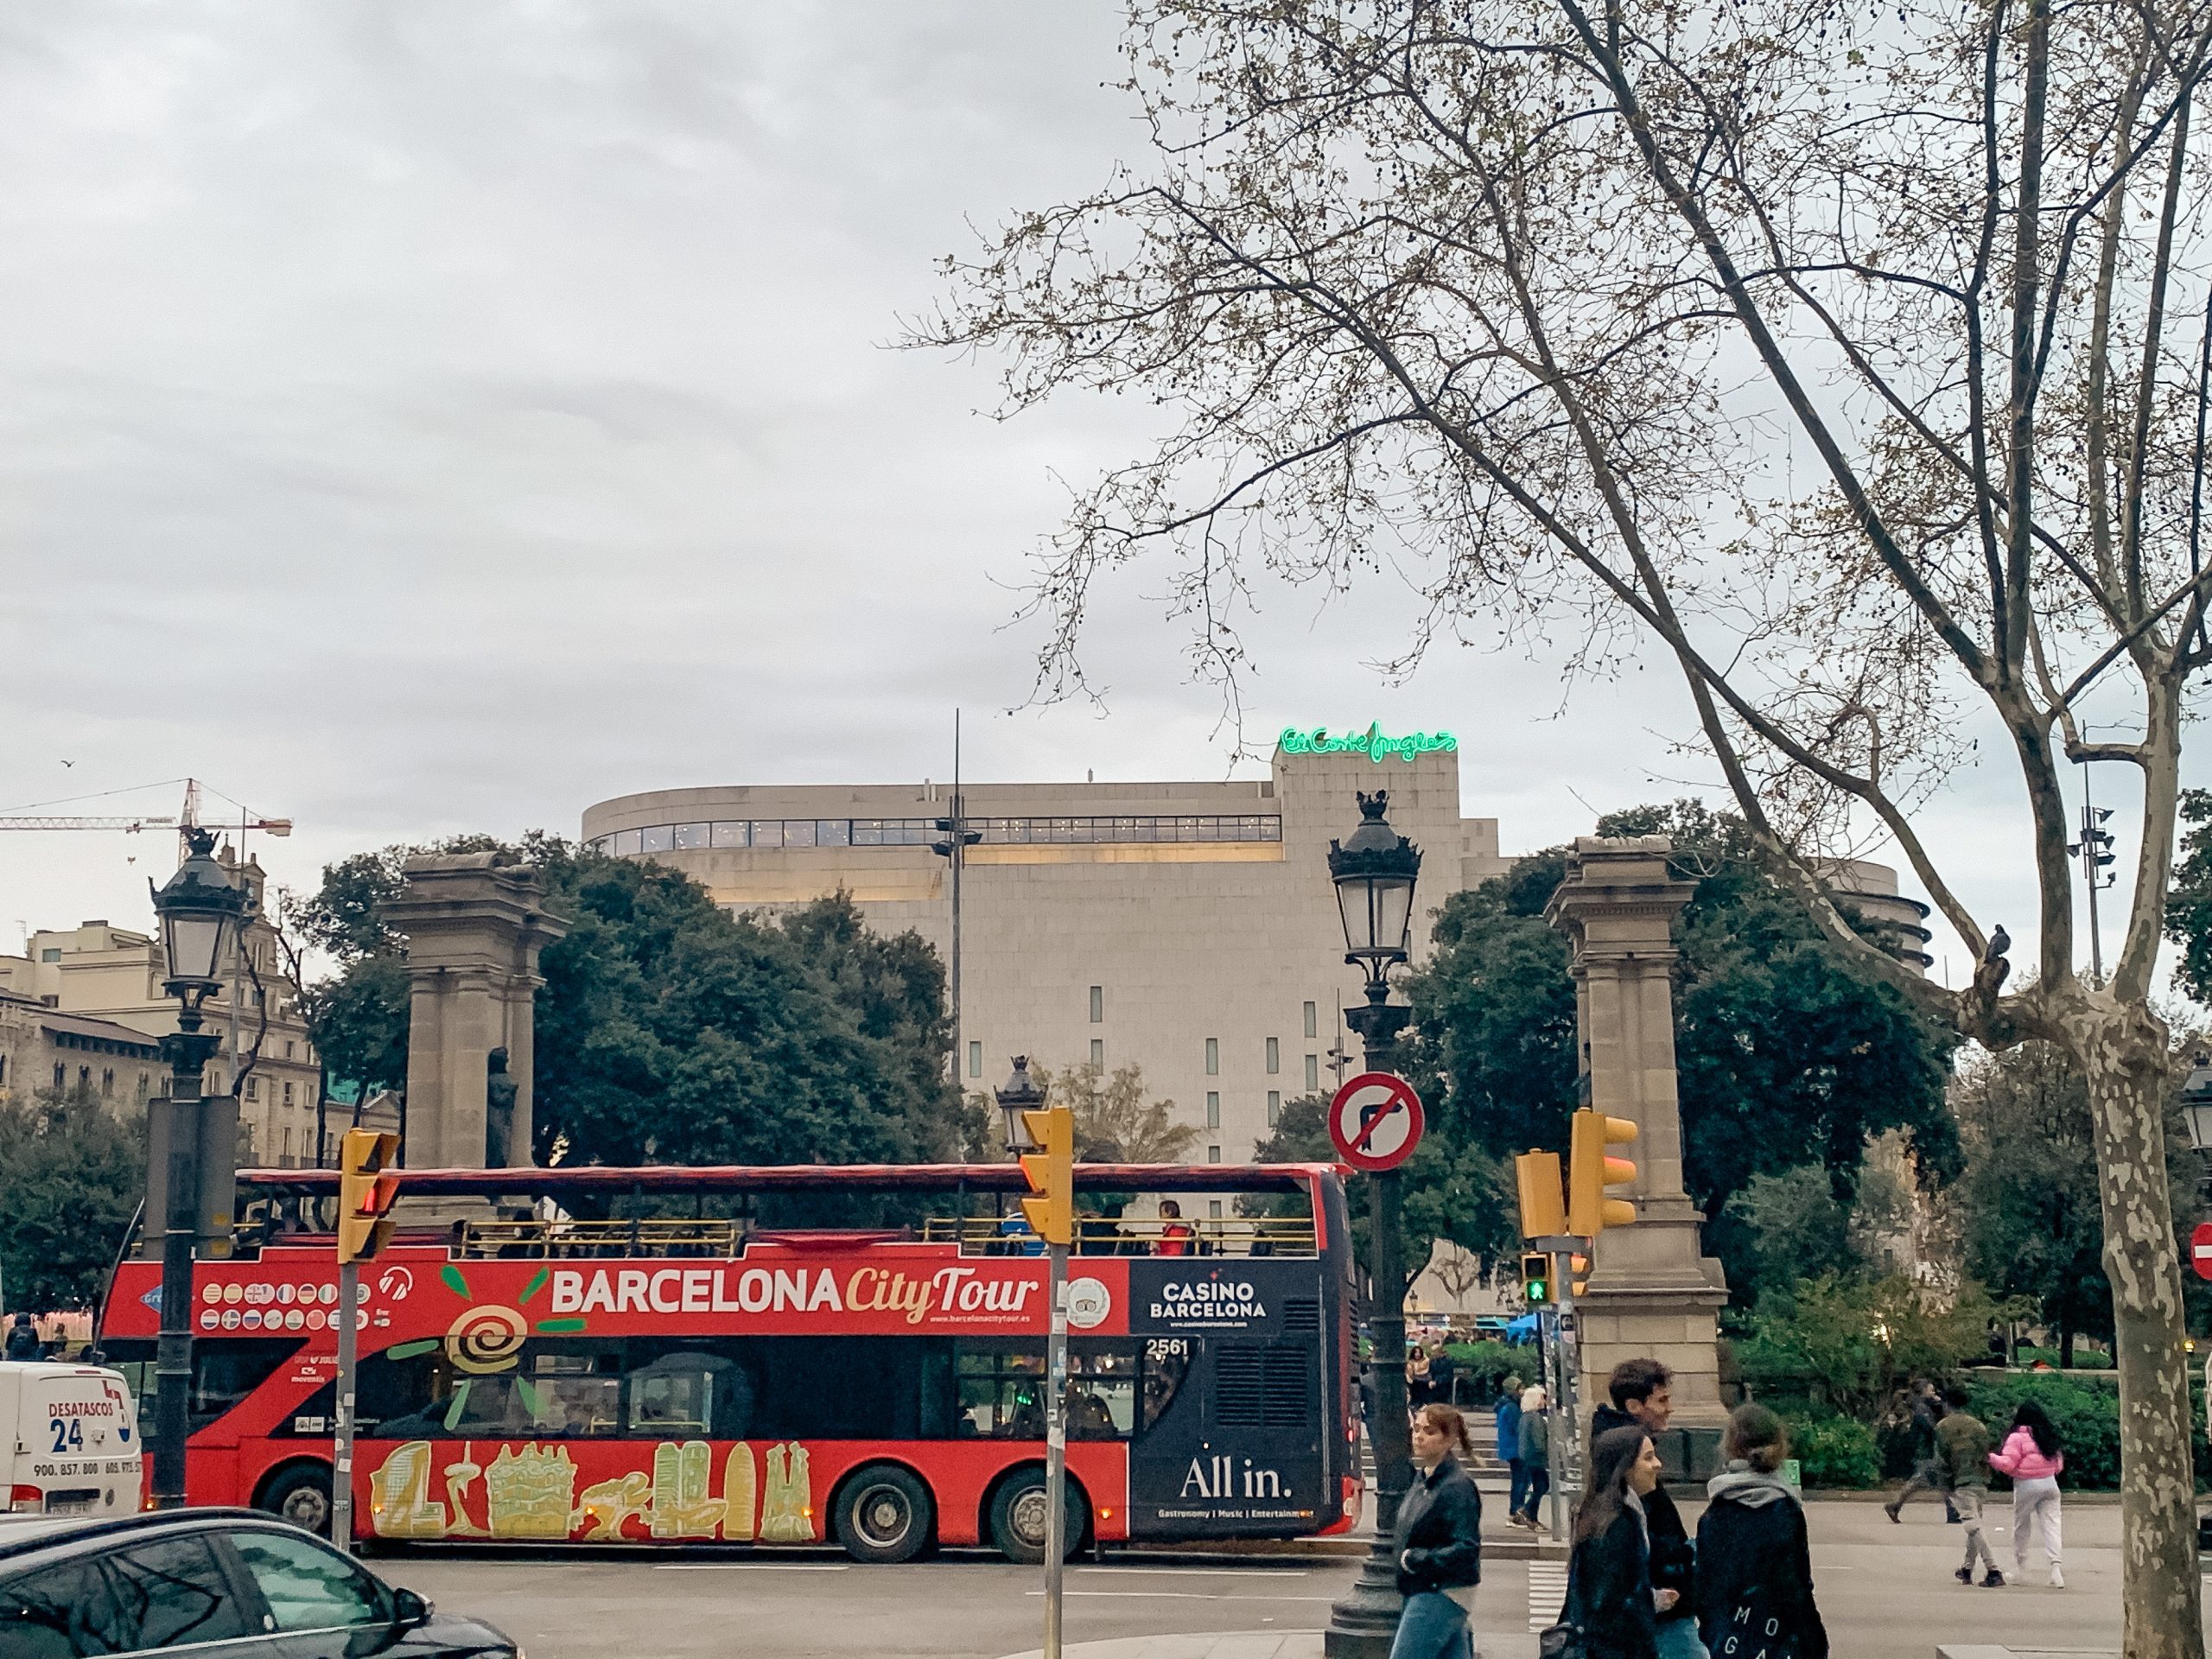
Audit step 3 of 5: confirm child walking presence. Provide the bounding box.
[1936,1387,2002,1587]
[1991,1399,2065,1587]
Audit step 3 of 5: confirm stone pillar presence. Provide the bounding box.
[380,854,568,1168]
[1544,836,1729,1428]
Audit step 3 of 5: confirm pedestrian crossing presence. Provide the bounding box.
[1526,1560,1568,1633]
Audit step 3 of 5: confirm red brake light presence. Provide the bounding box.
[10,1485,41,1513]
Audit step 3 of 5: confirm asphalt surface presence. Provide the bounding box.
[378,1495,2156,1658]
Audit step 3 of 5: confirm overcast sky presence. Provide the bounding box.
[0,2,2187,998]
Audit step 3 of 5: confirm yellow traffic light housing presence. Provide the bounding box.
[1521,1249,1552,1306]
[1567,1109,1638,1236]
[1515,1150,1566,1240]
[1571,1253,1590,1296]
[337,1128,402,1264]
[1018,1106,1074,1245]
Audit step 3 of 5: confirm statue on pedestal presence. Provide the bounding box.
[486,1047,518,1168]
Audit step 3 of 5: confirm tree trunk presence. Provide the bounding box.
[2079,1014,2202,1659]
[2061,1324,2075,1369]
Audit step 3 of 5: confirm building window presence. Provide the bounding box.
[1206,1091,1220,1128]
[137,1073,149,1102]
[0,1054,6,1086]
[51,1063,64,1090]
[1205,1038,1218,1076]
[969,1041,982,1079]
[1268,1090,1281,1127]
[39,948,59,963]
[1306,1053,1319,1091]
[1090,1039,1103,1067]
[100,1068,114,1097]
[1089,985,1103,1023]
[1208,1145,1221,1164]
[245,1077,259,1102]
[640,824,673,853]
[711,821,747,848]
[1266,1037,1280,1075]
[672,822,709,851]
[1208,1199,1224,1218]
[283,1081,295,1107]
[1304,1001,1318,1039]
[283,1039,295,1060]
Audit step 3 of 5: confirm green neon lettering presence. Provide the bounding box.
[1276,722,1458,763]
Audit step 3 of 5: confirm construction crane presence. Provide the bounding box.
[0,815,175,831]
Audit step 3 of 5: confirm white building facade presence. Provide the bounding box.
[582,726,1510,1168]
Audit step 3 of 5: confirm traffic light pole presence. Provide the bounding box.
[1548,1244,1581,1542]
[332,1259,357,1551]
[1043,1238,1069,1659]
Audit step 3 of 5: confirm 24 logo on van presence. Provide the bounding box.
[545,1263,1046,1327]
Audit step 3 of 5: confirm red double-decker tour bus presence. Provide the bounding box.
[99,1161,1356,1562]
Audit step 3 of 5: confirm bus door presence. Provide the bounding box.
[1124,1262,1329,1539]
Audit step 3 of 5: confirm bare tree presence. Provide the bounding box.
[919,2,2212,1647]
[1038,1059,1201,1162]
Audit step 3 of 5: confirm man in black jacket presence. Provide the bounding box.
[1591,1358,1700,1657]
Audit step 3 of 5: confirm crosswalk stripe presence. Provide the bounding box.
[1526,1560,1569,1633]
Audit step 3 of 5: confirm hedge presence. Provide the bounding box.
[1789,1414,1882,1490]
[1440,1340,1536,1404]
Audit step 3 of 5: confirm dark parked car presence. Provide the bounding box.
[0,1506,516,1658]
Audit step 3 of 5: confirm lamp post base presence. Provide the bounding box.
[1322,1535,1405,1658]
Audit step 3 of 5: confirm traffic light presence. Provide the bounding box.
[1515,1150,1566,1239]
[1520,1250,1552,1306]
[1571,1253,1590,1297]
[336,1129,402,1264]
[1567,1109,1638,1236]
[1018,1105,1074,1246]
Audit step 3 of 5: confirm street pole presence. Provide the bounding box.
[151,1007,217,1509]
[332,1259,358,1550]
[1324,991,1413,1659]
[1043,1237,1069,1659]
[1550,1246,1580,1541]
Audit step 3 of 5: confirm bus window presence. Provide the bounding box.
[626,1349,752,1440]
[957,1343,1136,1440]
[100,1338,303,1441]
[1141,1337,1193,1430]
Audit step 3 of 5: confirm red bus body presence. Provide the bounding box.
[101,1163,1357,1560]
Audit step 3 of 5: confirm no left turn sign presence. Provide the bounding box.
[1329,1071,1425,1173]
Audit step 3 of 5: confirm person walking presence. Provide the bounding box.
[1496,1375,1527,1522]
[1516,1384,1551,1529]
[1936,1386,2001,1586]
[1429,1343,1459,1408]
[1885,1379,1961,1524]
[1591,1359,1701,1658]
[1559,1425,1668,1659]
[1991,1399,2065,1588]
[1696,1403,1828,1659]
[1389,1402,1485,1659]
[3,1313,38,1362]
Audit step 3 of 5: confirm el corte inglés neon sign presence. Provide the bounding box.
[1277,723,1459,762]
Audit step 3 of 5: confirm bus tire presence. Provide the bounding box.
[987,1468,1087,1565]
[255,1461,335,1537]
[830,1464,934,1564]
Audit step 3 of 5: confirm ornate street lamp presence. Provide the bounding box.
[997,1055,1048,1156]
[1324,791,1422,1659]
[146,827,248,1509]
[2181,1054,2212,1154]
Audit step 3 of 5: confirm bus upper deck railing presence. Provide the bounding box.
[431,1213,1315,1260]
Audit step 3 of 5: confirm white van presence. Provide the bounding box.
[0,1362,142,1516]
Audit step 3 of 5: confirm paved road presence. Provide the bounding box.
[381,1497,2162,1659]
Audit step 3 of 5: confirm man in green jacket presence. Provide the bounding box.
[1936,1385,2003,1587]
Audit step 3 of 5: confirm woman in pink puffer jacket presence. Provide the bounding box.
[1989,1399,2066,1587]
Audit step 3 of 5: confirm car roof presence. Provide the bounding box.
[0,1507,294,1565]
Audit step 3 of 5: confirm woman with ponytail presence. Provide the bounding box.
[1389,1402,1484,1658]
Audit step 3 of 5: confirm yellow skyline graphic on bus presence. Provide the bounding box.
[366,1438,816,1543]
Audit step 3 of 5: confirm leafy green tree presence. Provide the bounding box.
[1398,802,1958,1301]
[293,840,964,1169]
[1954,1040,2210,1364]
[0,1089,144,1310]
[2165,789,2212,1004]
[1036,1060,1198,1162]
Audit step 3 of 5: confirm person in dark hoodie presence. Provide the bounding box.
[1592,1359,1702,1657]
[1389,1402,1484,1658]
[1698,1403,1827,1659]
[1562,1425,1666,1659]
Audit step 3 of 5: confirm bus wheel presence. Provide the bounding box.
[988,1470,1085,1565]
[257,1463,334,1536]
[831,1465,934,1564]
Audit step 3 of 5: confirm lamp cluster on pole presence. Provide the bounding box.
[146,827,248,1510]
[1323,791,1424,1659]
